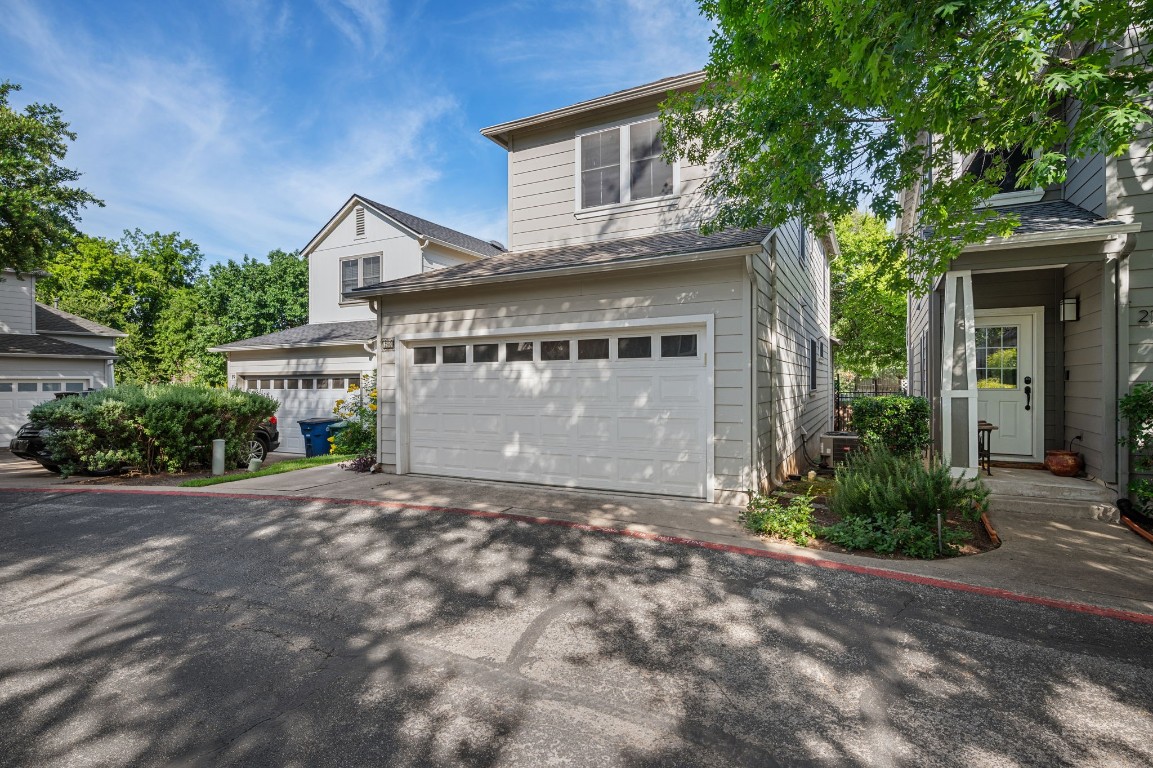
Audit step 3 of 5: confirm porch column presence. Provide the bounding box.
[941,270,979,476]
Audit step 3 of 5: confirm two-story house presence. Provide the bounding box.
[211,198,504,454]
[0,269,125,442]
[347,73,836,505]
[906,33,1149,492]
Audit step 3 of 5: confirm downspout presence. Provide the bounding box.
[767,235,779,484]
[368,298,383,470]
[1115,233,1136,496]
[744,253,760,495]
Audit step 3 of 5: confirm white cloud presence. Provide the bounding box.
[315,0,390,59]
[486,0,713,91]
[0,0,457,261]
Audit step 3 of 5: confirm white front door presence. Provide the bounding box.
[974,309,1043,461]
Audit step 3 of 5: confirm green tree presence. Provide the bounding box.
[37,230,203,383]
[831,211,907,382]
[661,2,1153,291]
[0,81,103,274]
[194,249,309,385]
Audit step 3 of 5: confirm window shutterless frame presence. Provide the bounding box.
[339,253,383,300]
[574,114,680,214]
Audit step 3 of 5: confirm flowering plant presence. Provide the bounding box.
[330,373,377,460]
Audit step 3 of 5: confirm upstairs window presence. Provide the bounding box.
[341,254,381,295]
[964,146,1030,195]
[578,118,674,210]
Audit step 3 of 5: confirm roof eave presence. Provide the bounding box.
[479,71,706,147]
[349,241,766,300]
[0,352,118,360]
[207,338,375,354]
[37,330,129,339]
[961,222,1141,253]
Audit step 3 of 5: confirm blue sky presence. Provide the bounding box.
[1,0,712,264]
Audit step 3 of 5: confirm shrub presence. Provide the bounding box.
[741,492,817,545]
[1119,383,1153,508]
[330,373,376,459]
[851,395,931,455]
[30,384,277,476]
[824,447,986,558]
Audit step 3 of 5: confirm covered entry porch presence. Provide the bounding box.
[914,216,1139,489]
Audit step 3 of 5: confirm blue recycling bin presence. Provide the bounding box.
[299,417,342,458]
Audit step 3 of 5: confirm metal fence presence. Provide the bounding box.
[833,387,905,432]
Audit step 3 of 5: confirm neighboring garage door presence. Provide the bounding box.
[0,380,88,443]
[245,375,361,454]
[404,325,710,498]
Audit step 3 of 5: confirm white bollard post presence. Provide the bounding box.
[212,439,226,476]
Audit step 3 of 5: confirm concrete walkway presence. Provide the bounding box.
[4,452,1152,616]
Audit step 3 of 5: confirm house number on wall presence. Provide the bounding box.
[1137,310,1153,326]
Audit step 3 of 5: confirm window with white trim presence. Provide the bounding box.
[341,254,381,294]
[579,118,674,210]
[809,338,819,391]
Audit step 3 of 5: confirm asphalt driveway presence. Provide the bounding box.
[1,490,1151,767]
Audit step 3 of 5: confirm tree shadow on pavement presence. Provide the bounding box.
[0,490,1150,767]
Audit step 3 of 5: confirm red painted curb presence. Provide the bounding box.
[4,485,1153,626]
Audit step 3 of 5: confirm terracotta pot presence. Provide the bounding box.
[1044,450,1083,477]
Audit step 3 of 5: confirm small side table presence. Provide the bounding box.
[977,421,997,476]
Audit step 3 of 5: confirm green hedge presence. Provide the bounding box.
[851,395,931,455]
[29,384,277,476]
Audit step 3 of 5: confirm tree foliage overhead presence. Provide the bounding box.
[831,211,907,381]
[661,1,1153,291]
[37,230,203,384]
[36,237,308,386]
[0,81,102,274]
[195,249,309,385]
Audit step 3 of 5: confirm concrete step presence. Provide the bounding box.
[983,475,1116,504]
[987,494,1120,523]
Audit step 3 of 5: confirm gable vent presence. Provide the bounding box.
[355,206,366,237]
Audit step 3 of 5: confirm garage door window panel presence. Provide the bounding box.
[443,345,467,364]
[578,339,610,360]
[17,383,36,392]
[0,383,11,392]
[661,334,698,358]
[506,342,534,362]
[414,347,436,365]
[541,340,571,361]
[473,343,499,363]
[618,336,652,359]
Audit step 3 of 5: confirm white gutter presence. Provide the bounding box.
[350,243,766,300]
[961,222,1141,252]
[206,339,374,353]
[480,71,706,147]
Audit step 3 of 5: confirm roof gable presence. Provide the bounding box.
[36,303,127,337]
[300,194,505,260]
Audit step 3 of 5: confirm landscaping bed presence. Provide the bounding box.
[743,403,995,559]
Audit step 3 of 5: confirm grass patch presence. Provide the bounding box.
[179,454,349,487]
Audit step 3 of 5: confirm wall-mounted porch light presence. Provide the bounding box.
[1060,296,1080,322]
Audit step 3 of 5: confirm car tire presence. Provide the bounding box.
[244,436,269,466]
[37,462,62,474]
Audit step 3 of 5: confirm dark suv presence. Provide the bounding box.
[9,392,280,473]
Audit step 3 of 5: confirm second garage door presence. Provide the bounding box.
[404,326,711,498]
[244,375,360,454]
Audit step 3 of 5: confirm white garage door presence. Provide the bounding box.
[0,380,88,443]
[404,326,710,498]
[245,375,360,454]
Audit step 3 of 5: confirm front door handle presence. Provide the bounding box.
[1024,385,1032,411]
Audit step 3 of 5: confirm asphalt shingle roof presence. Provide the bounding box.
[0,334,118,358]
[209,321,377,352]
[992,200,1108,235]
[353,225,776,296]
[35,303,126,337]
[360,197,506,258]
